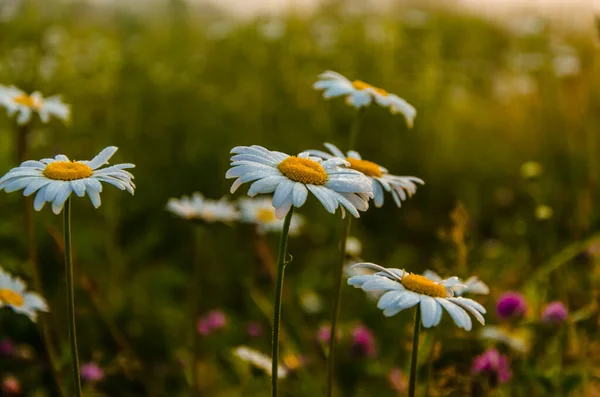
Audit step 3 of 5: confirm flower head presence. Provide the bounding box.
[348,263,486,331]
[541,301,568,324]
[496,292,527,320]
[313,71,416,127]
[232,346,288,378]
[308,143,423,207]
[351,325,377,358]
[0,85,70,125]
[226,145,373,219]
[0,268,47,322]
[197,310,228,336]
[80,362,104,383]
[423,270,489,296]
[0,146,135,214]
[472,348,512,384]
[167,193,239,223]
[238,197,304,235]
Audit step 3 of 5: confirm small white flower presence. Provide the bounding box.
[308,143,423,207]
[238,197,304,235]
[166,193,240,223]
[226,145,373,219]
[232,346,288,378]
[0,268,48,322]
[348,263,486,331]
[423,270,489,296]
[0,85,70,125]
[313,71,416,127]
[0,146,135,214]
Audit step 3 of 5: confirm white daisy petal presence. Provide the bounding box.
[383,292,420,317]
[420,296,438,328]
[436,298,472,331]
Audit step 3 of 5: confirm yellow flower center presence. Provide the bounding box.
[277,157,327,185]
[0,289,24,307]
[14,94,41,109]
[257,208,276,222]
[346,158,383,178]
[401,273,447,298]
[43,161,93,181]
[352,80,388,97]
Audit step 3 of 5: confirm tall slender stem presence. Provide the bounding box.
[408,306,421,397]
[191,225,203,396]
[63,198,82,397]
[326,216,351,397]
[347,107,366,151]
[271,208,294,397]
[16,123,64,396]
[326,107,365,397]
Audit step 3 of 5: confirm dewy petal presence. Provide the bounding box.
[450,298,486,325]
[436,298,472,331]
[291,183,308,207]
[307,185,336,214]
[323,143,346,159]
[383,292,420,317]
[360,275,403,291]
[420,296,439,328]
[86,146,118,170]
[273,179,295,207]
[377,290,404,309]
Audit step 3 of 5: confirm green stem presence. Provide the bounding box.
[408,306,421,397]
[63,198,82,397]
[326,216,352,397]
[347,107,366,151]
[326,107,365,396]
[192,226,203,396]
[271,208,294,397]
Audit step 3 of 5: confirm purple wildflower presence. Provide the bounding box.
[472,348,512,384]
[541,301,568,324]
[351,325,376,358]
[497,292,527,319]
[197,310,228,336]
[80,362,104,383]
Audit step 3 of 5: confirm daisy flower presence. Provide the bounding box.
[313,70,416,127]
[238,197,304,235]
[348,263,486,331]
[225,145,373,219]
[0,268,47,322]
[232,346,288,379]
[307,143,423,207]
[423,270,489,296]
[0,85,70,125]
[0,146,135,214]
[166,192,240,223]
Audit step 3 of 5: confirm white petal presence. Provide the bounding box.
[377,290,404,309]
[420,296,439,328]
[383,292,420,317]
[291,183,308,207]
[436,298,472,331]
[273,179,295,207]
[361,276,403,291]
[87,147,118,170]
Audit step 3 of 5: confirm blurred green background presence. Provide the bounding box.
[0,0,599,395]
